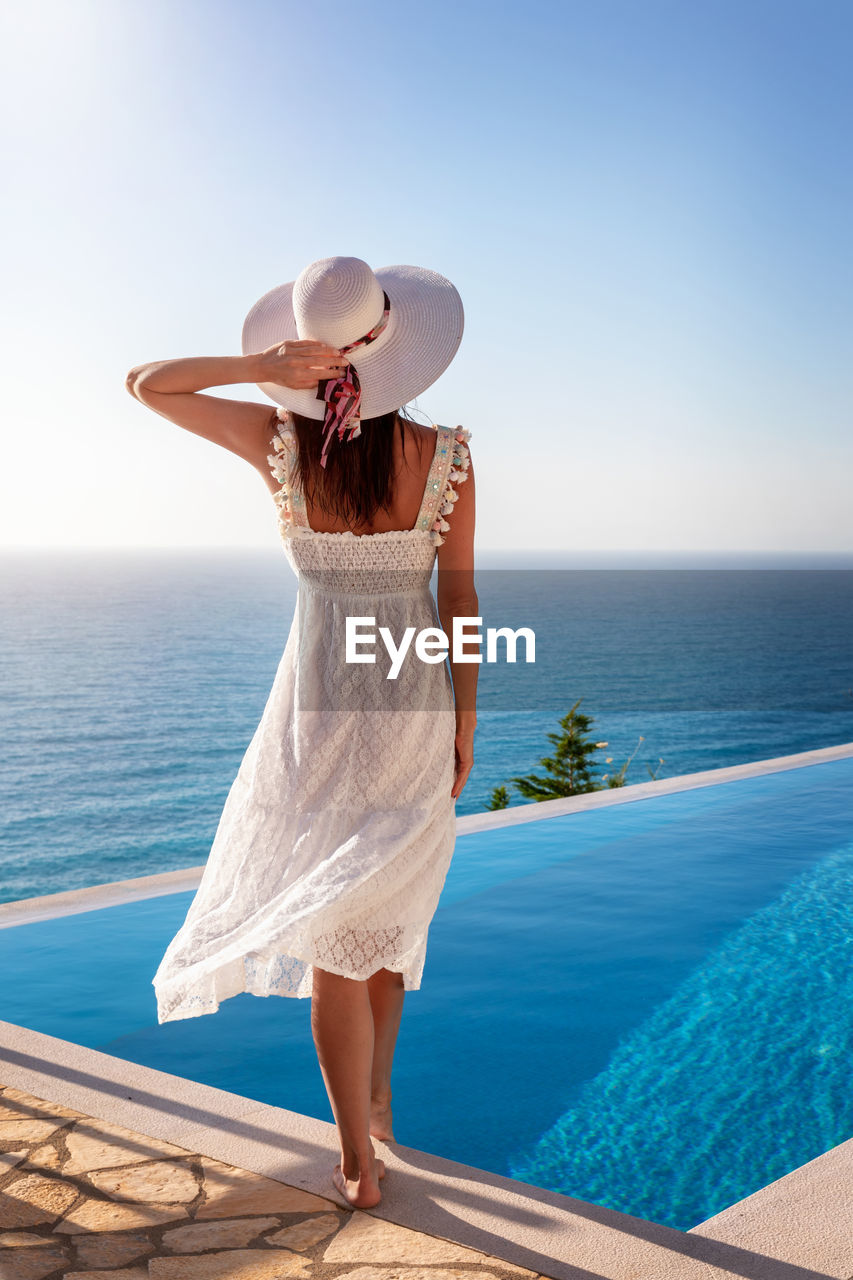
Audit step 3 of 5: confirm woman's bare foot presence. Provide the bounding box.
[369,1091,395,1142]
[333,1155,386,1208]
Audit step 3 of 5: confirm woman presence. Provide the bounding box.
[126,256,477,1209]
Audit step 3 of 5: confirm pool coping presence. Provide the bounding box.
[2,739,852,929]
[1,1019,851,1279]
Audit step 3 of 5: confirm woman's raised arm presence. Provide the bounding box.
[125,342,344,465]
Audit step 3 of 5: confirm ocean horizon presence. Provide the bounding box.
[2,549,851,905]
[6,546,853,568]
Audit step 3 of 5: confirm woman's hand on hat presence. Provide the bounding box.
[255,339,347,389]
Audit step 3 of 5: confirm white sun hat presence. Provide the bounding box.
[241,256,464,422]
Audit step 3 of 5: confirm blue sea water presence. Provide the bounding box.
[1,550,851,903]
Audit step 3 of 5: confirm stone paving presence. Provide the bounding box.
[0,1082,546,1280]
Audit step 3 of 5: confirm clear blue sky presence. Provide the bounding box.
[1,0,851,551]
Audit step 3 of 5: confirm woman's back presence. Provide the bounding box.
[263,417,437,537]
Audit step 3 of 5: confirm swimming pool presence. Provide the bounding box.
[3,749,852,1230]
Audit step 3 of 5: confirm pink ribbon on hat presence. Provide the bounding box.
[316,292,391,468]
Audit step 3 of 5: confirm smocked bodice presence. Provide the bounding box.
[284,532,436,596]
[266,410,471,597]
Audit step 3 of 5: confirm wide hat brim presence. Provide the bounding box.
[241,263,464,420]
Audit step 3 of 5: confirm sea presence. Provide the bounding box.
[1,549,852,905]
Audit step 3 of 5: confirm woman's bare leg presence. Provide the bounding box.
[311,967,386,1207]
[366,967,405,1141]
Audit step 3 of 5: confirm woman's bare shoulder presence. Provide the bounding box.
[396,417,436,468]
[400,417,438,444]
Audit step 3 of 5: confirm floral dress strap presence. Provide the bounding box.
[267,408,309,537]
[413,425,472,547]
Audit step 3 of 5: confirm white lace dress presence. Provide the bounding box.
[152,411,472,1022]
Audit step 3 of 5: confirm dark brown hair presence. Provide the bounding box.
[288,408,426,527]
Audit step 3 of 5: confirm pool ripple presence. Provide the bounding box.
[508,841,853,1229]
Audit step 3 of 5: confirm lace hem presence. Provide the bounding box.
[153,931,429,1022]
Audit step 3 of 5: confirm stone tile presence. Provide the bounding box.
[0,1231,54,1246]
[24,1147,61,1171]
[0,1173,80,1228]
[0,1244,69,1280]
[266,1212,342,1250]
[71,1229,156,1268]
[85,1159,199,1204]
[335,1272,514,1280]
[0,1152,29,1171]
[0,1120,64,1144]
[148,1248,310,1278]
[65,1269,149,1280]
[333,1271,508,1280]
[63,1119,194,1175]
[324,1214,537,1274]
[0,1090,86,1122]
[195,1157,335,1219]
[53,1198,189,1233]
[161,1216,281,1252]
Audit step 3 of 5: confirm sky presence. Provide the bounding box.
[1,0,851,554]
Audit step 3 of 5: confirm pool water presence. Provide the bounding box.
[3,754,852,1230]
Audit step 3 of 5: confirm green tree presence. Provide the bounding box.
[486,702,666,810]
[511,699,605,800]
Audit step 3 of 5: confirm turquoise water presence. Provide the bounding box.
[3,754,851,1230]
[510,844,853,1223]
